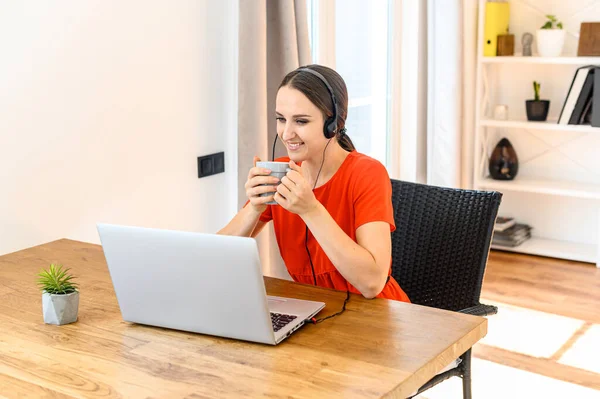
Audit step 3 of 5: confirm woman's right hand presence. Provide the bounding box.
[245,156,280,214]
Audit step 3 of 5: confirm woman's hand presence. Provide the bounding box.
[245,156,281,214]
[274,160,319,216]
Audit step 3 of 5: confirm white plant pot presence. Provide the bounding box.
[42,291,79,325]
[536,29,565,57]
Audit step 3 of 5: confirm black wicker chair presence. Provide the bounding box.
[390,180,501,399]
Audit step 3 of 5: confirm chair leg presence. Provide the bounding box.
[462,349,472,399]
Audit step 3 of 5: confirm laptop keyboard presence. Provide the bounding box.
[270,312,297,332]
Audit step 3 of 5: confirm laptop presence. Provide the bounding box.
[96,223,325,345]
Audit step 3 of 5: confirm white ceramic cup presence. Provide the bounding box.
[255,161,291,205]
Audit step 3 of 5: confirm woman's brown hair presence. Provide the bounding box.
[278,64,355,152]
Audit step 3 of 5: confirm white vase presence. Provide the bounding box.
[42,291,79,325]
[536,29,566,57]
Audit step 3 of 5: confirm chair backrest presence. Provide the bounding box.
[390,179,501,311]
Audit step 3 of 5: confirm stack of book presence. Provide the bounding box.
[492,217,532,247]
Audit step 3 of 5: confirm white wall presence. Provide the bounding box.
[0,0,238,255]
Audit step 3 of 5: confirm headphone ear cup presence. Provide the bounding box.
[324,117,336,139]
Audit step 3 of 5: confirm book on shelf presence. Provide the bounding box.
[492,223,532,247]
[494,223,531,239]
[494,216,515,232]
[492,233,531,247]
[569,68,595,124]
[593,68,600,128]
[558,65,596,125]
[579,91,594,125]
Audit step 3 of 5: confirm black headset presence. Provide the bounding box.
[297,67,339,139]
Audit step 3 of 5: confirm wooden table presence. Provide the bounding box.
[0,240,487,398]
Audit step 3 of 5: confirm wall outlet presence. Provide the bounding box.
[198,152,225,178]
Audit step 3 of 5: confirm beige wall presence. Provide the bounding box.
[0,0,238,255]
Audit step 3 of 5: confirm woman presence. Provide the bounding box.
[218,64,409,302]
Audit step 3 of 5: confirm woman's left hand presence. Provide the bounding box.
[274,160,319,216]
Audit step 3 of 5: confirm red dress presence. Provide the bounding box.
[257,151,409,302]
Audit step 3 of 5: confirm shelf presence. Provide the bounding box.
[477,177,600,200]
[480,119,600,133]
[481,55,600,65]
[491,237,597,264]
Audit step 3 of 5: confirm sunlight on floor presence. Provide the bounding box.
[478,299,585,358]
[559,323,600,374]
[414,299,600,398]
[415,358,600,399]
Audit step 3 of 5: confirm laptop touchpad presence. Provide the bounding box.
[267,296,292,313]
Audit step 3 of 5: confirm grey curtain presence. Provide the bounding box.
[238,0,311,277]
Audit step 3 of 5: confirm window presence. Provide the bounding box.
[307,0,393,167]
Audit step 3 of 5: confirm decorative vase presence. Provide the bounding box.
[42,291,79,325]
[489,138,518,180]
[525,100,550,121]
[536,29,565,57]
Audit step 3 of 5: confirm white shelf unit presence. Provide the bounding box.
[477,177,600,200]
[480,119,600,134]
[474,0,600,267]
[491,237,597,264]
[481,55,600,65]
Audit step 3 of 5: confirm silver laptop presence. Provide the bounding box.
[96,223,325,345]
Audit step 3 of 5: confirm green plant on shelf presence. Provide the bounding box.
[541,15,563,30]
[533,81,541,101]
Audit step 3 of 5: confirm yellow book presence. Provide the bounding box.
[484,2,510,57]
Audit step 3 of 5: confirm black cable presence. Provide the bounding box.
[308,289,350,324]
[271,134,278,161]
[271,133,350,324]
[304,139,331,286]
[305,227,317,285]
[304,139,350,324]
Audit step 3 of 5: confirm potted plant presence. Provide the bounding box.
[526,81,550,121]
[37,264,79,325]
[536,15,565,57]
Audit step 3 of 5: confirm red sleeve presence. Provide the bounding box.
[259,205,273,223]
[352,160,396,232]
[243,200,273,223]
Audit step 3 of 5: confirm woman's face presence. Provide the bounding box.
[275,85,328,163]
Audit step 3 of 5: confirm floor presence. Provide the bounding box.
[416,250,600,399]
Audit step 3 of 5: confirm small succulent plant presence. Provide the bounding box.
[37,264,78,295]
[533,81,541,101]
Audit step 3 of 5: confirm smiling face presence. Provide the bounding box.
[275,85,329,164]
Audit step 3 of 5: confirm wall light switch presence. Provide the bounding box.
[197,151,225,178]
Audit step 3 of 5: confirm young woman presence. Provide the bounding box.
[218,64,409,302]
